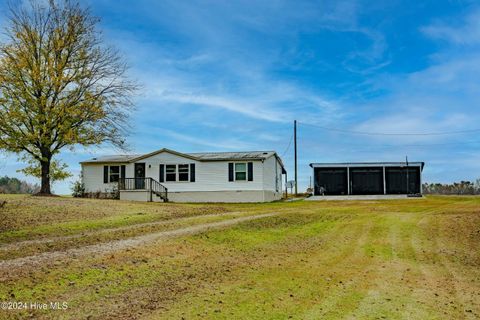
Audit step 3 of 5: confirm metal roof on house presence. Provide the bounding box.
[80,149,285,172]
[81,155,142,163]
[187,151,276,160]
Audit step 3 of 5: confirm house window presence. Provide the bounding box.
[109,166,120,182]
[178,164,189,181]
[235,163,247,181]
[166,165,176,182]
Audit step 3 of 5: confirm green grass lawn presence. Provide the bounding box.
[0,195,479,319]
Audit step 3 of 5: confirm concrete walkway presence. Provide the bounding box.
[306,194,423,201]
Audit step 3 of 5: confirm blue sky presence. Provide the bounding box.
[1,0,480,194]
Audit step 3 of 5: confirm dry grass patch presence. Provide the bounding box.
[0,195,232,243]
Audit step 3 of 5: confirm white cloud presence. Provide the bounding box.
[353,18,480,145]
[421,9,480,45]
[135,65,344,125]
[147,129,257,151]
[157,91,287,123]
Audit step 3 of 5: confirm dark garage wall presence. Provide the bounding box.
[386,167,420,194]
[350,167,383,195]
[314,168,348,195]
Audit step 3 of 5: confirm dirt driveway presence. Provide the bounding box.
[0,212,279,272]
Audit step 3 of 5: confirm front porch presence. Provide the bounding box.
[118,177,168,202]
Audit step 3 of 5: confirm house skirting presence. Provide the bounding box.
[120,190,282,203]
[168,190,282,203]
[119,190,163,202]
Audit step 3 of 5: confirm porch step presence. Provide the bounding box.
[153,190,168,202]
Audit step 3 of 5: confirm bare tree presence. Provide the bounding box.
[0,0,137,194]
[422,180,480,195]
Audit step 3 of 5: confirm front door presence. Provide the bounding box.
[134,163,146,189]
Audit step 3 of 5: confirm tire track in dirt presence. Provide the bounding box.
[429,213,480,319]
[0,212,280,271]
[412,209,467,318]
[339,215,398,319]
[303,216,375,319]
[0,211,248,251]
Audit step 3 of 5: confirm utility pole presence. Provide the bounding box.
[406,155,409,195]
[294,120,298,195]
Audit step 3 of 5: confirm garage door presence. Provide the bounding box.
[350,167,383,195]
[314,168,348,195]
[386,167,420,194]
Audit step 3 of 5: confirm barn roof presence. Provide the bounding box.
[309,162,425,170]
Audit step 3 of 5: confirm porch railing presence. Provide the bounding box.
[118,178,168,202]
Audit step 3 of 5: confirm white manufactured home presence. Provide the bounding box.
[80,148,287,203]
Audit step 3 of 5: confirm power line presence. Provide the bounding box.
[300,122,480,136]
[375,140,480,148]
[347,140,480,149]
[280,132,294,158]
[310,140,480,154]
[312,140,480,151]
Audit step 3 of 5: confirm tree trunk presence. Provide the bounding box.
[39,157,51,194]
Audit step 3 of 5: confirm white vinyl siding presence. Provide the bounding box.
[262,155,283,192]
[133,151,263,192]
[82,150,283,201]
[82,163,131,192]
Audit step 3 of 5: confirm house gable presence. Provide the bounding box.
[130,148,198,162]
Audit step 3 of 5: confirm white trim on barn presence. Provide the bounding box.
[80,148,286,203]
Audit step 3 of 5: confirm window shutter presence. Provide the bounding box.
[190,163,195,182]
[121,165,126,179]
[103,166,108,183]
[228,163,234,181]
[248,162,253,181]
[159,164,165,183]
